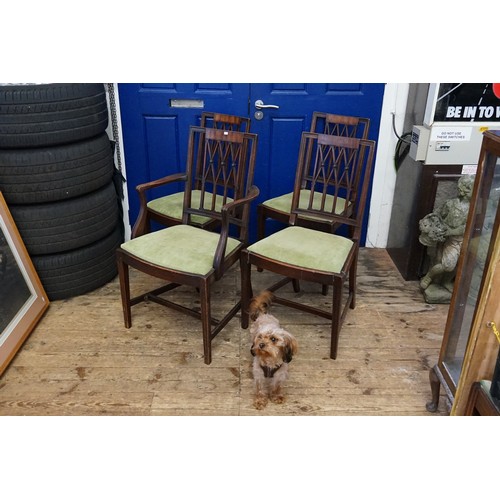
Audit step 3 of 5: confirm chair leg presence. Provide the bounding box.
[256,206,265,273]
[240,253,252,329]
[330,276,343,360]
[349,255,358,309]
[199,280,212,365]
[116,252,132,328]
[257,205,266,241]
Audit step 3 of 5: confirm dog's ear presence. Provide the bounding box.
[250,344,256,357]
[283,334,298,363]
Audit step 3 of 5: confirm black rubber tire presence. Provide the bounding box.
[32,224,123,301]
[0,83,108,148]
[9,182,120,255]
[0,133,114,204]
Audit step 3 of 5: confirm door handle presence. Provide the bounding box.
[255,99,280,110]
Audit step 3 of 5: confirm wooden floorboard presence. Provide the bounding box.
[0,248,451,416]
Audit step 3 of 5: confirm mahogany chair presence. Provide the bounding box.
[117,126,259,364]
[132,112,251,238]
[257,112,370,240]
[240,132,376,360]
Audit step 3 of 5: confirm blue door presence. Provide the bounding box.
[118,83,385,243]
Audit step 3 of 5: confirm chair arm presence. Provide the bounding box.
[131,173,188,239]
[221,185,260,218]
[220,185,260,233]
[135,172,187,197]
[213,185,260,279]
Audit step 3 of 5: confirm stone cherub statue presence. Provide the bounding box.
[418,174,475,303]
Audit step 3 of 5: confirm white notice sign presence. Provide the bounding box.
[462,164,478,175]
[430,126,472,141]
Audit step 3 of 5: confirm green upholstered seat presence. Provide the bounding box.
[118,126,258,366]
[247,226,354,273]
[262,189,349,221]
[147,190,232,225]
[121,225,241,276]
[242,132,376,361]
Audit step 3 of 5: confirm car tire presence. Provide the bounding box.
[9,181,120,255]
[0,83,108,148]
[0,133,114,204]
[32,224,123,301]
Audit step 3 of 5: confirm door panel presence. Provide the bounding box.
[118,83,250,226]
[249,83,385,241]
[118,83,385,243]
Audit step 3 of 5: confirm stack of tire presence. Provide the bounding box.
[0,83,124,300]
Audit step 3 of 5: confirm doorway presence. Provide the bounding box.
[118,83,385,242]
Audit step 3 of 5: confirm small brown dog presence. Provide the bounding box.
[249,290,298,410]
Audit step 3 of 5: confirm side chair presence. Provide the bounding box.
[257,112,370,240]
[117,126,259,364]
[132,112,251,238]
[241,132,376,360]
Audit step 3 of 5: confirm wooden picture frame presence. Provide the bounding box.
[0,192,49,376]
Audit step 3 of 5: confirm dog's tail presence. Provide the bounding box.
[249,290,274,321]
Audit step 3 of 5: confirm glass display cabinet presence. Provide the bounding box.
[426,130,500,413]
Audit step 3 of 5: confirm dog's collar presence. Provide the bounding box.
[261,364,283,378]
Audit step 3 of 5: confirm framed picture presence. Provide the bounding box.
[0,192,49,376]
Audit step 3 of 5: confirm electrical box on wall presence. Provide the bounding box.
[409,83,500,165]
[409,123,489,164]
[410,125,430,161]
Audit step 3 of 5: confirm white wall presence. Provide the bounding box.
[108,84,132,242]
[365,83,410,248]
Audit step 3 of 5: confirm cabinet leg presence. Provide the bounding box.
[426,365,440,413]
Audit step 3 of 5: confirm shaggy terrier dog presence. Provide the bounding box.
[249,291,298,410]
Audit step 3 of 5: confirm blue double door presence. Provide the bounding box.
[118,83,385,243]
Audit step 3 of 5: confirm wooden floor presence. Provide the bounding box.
[0,248,452,416]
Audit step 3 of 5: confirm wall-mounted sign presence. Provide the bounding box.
[430,126,472,141]
[425,83,500,125]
